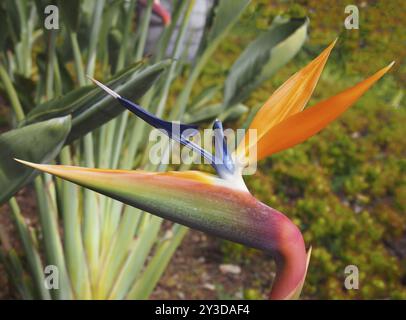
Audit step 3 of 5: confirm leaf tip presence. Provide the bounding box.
[88,76,121,99]
[372,61,395,80]
[14,158,28,165]
[14,158,41,170]
[322,38,338,56]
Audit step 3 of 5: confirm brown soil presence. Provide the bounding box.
[151,230,276,300]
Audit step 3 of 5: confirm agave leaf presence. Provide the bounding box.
[183,103,224,123]
[184,103,248,123]
[219,103,249,122]
[188,85,221,112]
[8,198,51,299]
[23,60,170,142]
[127,225,188,299]
[0,116,71,204]
[22,61,145,124]
[198,0,251,56]
[223,16,308,108]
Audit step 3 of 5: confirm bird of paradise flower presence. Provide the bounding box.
[16,40,393,299]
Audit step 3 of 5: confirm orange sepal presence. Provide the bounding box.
[254,62,394,160]
[237,39,337,158]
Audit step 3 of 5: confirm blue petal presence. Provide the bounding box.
[118,97,216,165]
[118,97,197,137]
[212,119,235,176]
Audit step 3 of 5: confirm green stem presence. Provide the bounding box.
[155,0,196,118]
[116,0,137,72]
[0,63,25,122]
[85,0,106,77]
[135,0,153,60]
[9,197,51,299]
[0,248,34,299]
[127,225,188,299]
[53,56,62,96]
[70,32,86,85]
[59,147,92,299]
[69,22,100,296]
[97,0,154,271]
[34,177,72,299]
[45,30,57,100]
